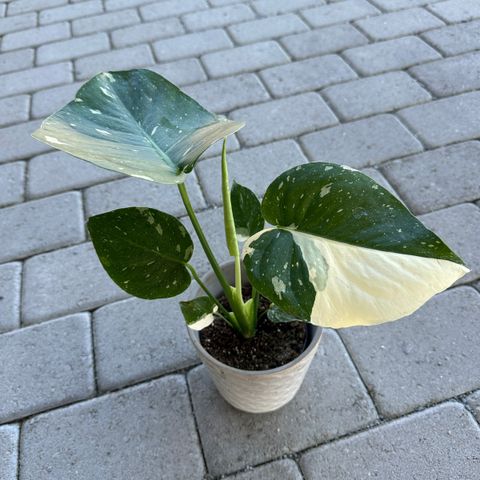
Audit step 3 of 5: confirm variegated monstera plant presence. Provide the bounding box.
[34,69,469,338]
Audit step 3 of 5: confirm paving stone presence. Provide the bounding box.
[399,91,480,147]
[0,314,95,423]
[428,0,480,23]
[466,390,480,423]
[344,36,441,75]
[382,142,480,214]
[75,45,154,80]
[225,459,303,480]
[281,23,368,60]
[232,93,338,146]
[324,72,431,121]
[252,0,322,16]
[37,33,110,65]
[105,0,157,10]
[0,192,84,263]
[0,263,21,333]
[356,8,444,40]
[153,29,233,62]
[0,161,25,207]
[0,120,51,164]
[0,2,4,16]
[183,4,254,31]
[150,58,207,87]
[188,330,377,476]
[0,425,18,480]
[422,19,480,56]
[300,114,422,168]
[302,0,379,28]
[229,13,308,45]
[39,0,102,24]
[0,49,34,75]
[111,17,184,48]
[7,0,66,15]
[260,55,357,97]
[84,173,205,218]
[183,73,269,113]
[20,376,204,480]
[140,0,208,21]
[370,0,443,9]
[340,287,480,417]
[300,402,480,479]
[22,242,128,324]
[0,94,29,127]
[2,22,71,51]
[93,296,198,391]
[197,140,308,205]
[28,151,121,198]
[420,203,480,284]
[410,52,480,97]
[202,41,289,78]
[32,81,84,118]
[72,9,140,36]
[0,12,36,36]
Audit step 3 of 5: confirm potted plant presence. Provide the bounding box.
[33,69,469,413]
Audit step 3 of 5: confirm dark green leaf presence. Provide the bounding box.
[180,296,217,330]
[231,181,264,241]
[267,304,305,323]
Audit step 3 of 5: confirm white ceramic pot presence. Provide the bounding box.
[187,261,322,413]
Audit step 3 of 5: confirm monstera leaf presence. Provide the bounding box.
[242,163,469,329]
[180,296,218,330]
[32,69,243,184]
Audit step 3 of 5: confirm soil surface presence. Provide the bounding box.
[199,286,308,371]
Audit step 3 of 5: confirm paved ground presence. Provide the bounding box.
[1,0,480,478]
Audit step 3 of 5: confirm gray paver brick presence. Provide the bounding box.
[399,91,480,147]
[202,41,289,78]
[420,203,480,284]
[340,287,480,417]
[0,94,29,127]
[37,33,110,65]
[7,0,66,15]
[93,296,197,391]
[260,54,357,97]
[188,330,377,476]
[301,402,480,479]
[28,151,121,198]
[111,17,184,48]
[422,20,480,56]
[0,12,36,36]
[2,22,71,51]
[0,192,84,263]
[356,8,444,41]
[183,4,254,32]
[466,390,480,424]
[0,263,21,333]
[140,0,208,21]
[72,9,140,36]
[428,0,480,23]
[20,376,205,480]
[39,0,102,25]
[183,73,269,113]
[150,58,207,87]
[153,29,233,62]
[382,141,480,214]
[410,52,480,97]
[75,45,154,80]
[0,425,18,480]
[302,0,380,28]
[0,161,25,207]
[225,459,303,480]
[252,0,323,16]
[232,93,338,146]
[324,72,431,121]
[197,140,308,205]
[0,49,34,75]
[370,0,442,9]
[300,114,423,168]
[31,81,84,118]
[105,0,155,10]
[229,13,308,45]
[281,23,368,60]
[0,314,95,423]
[344,36,441,75]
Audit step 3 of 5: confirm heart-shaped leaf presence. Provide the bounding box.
[180,296,218,330]
[32,69,244,184]
[231,181,264,241]
[88,207,194,299]
[243,163,469,328]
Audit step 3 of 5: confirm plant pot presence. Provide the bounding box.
[187,261,322,413]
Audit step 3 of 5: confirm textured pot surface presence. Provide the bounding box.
[187,261,322,413]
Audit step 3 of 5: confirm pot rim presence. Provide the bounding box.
[187,262,323,376]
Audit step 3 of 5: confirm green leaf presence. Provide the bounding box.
[32,69,244,185]
[88,207,193,299]
[243,163,469,329]
[231,181,264,241]
[180,296,218,330]
[267,304,305,324]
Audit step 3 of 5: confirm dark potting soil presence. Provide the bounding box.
[199,286,308,371]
